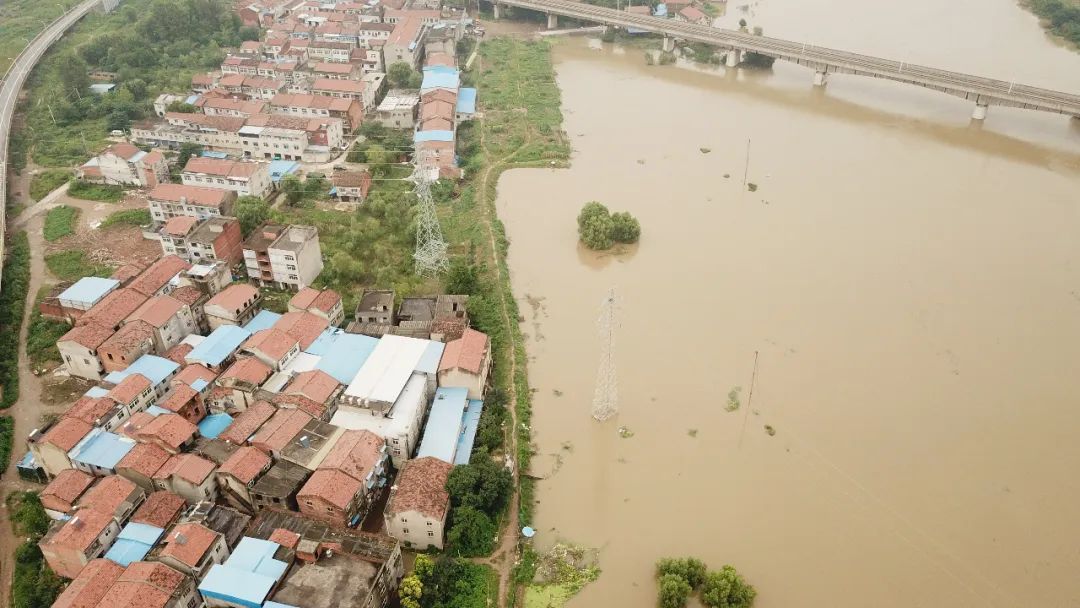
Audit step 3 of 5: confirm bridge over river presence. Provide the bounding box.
[493,0,1080,121]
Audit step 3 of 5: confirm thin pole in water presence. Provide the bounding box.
[742,138,751,188]
[738,350,759,448]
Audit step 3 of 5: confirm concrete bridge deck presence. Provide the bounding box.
[495,0,1080,120]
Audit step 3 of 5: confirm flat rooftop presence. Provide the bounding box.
[271,554,378,608]
[248,509,398,562]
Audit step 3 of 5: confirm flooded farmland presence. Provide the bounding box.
[494,0,1080,606]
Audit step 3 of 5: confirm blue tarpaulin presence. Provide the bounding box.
[198,413,233,439]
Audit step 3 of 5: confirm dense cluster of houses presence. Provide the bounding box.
[30,247,494,607]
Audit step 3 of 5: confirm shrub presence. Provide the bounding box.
[29,170,71,202]
[447,505,496,557]
[27,288,70,369]
[609,211,641,244]
[68,180,125,202]
[0,417,14,478]
[659,573,693,608]
[577,202,641,250]
[44,251,114,282]
[100,208,151,229]
[43,205,79,242]
[700,566,757,608]
[0,232,31,408]
[656,557,708,589]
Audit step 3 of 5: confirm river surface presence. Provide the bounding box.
[495,0,1080,606]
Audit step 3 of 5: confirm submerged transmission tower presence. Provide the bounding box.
[411,167,449,277]
[592,288,618,421]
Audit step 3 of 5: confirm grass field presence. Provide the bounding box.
[43,205,78,241]
[44,250,114,281]
[29,170,72,202]
[68,180,125,203]
[100,208,150,229]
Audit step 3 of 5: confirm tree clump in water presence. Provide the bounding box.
[655,558,757,608]
[578,202,641,250]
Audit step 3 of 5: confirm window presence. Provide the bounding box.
[400,517,407,523]
[403,528,409,534]
[427,521,432,526]
[428,531,434,537]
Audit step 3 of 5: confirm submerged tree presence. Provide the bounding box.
[577,202,641,250]
[700,566,757,608]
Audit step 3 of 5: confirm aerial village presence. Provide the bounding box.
[19,0,491,606]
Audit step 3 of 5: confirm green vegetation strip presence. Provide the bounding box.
[45,250,115,282]
[7,492,64,607]
[43,205,79,242]
[1025,0,1080,47]
[400,555,497,608]
[68,180,125,203]
[100,208,151,229]
[28,287,71,370]
[0,416,13,478]
[29,170,72,202]
[0,232,32,409]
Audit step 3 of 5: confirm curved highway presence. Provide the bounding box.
[499,0,1080,116]
[0,0,104,283]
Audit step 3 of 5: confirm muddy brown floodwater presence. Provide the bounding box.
[495,0,1080,606]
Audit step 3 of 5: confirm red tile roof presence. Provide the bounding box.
[250,408,311,454]
[318,429,383,481]
[136,413,198,451]
[284,370,339,404]
[205,283,259,314]
[51,558,125,608]
[439,328,490,375]
[288,287,319,310]
[128,256,191,297]
[298,469,361,510]
[130,491,186,528]
[78,475,139,518]
[159,385,199,415]
[220,356,273,385]
[42,417,94,451]
[311,290,341,315]
[273,311,328,350]
[127,296,185,328]
[43,508,113,552]
[98,561,187,608]
[118,412,157,439]
[163,216,198,237]
[243,328,298,362]
[66,396,119,426]
[271,392,327,419]
[387,456,452,520]
[169,286,204,307]
[163,342,195,366]
[153,453,216,485]
[219,401,276,444]
[311,77,363,94]
[217,446,271,483]
[40,469,95,513]
[117,442,171,479]
[158,522,220,568]
[100,321,156,358]
[173,364,217,388]
[679,5,707,20]
[183,157,265,179]
[267,528,300,549]
[79,288,149,330]
[59,322,115,350]
[107,373,153,405]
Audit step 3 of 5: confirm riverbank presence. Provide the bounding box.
[1019,0,1080,50]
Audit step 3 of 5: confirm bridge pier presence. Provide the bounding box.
[972,102,989,120]
[725,49,740,68]
[547,13,557,28]
[813,69,828,87]
[662,36,675,53]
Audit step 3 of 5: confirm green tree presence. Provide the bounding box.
[56,53,91,98]
[239,25,261,41]
[176,143,203,170]
[234,195,270,236]
[656,558,707,589]
[577,201,610,231]
[123,78,149,100]
[700,566,757,608]
[304,173,330,200]
[447,506,496,556]
[609,211,641,244]
[579,213,614,250]
[387,61,419,88]
[167,101,198,113]
[446,453,513,515]
[445,257,481,295]
[399,573,423,608]
[658,573,693,608]
[281,174,305,205]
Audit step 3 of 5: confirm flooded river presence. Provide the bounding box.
[494,0,1080,606]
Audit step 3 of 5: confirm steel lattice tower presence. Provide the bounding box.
[592,288,618,421]
[411,168,449,277]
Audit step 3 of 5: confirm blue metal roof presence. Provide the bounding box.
[264,603,300,608]
[416,387,468,464]
[422,65,459,76]
[414,130,455,143]
[456,87,477,115]
[304,328,340,356]
[198,413,233,439]
[84,386,110,399]
[187,325,252,367]
[200,150,229,159]
[103,355,179,387]
[454,399,484,465]
[146,405,171,416]
[59,277,119,306]
[105,523,164,566]
[67,428,136,470]
[17,451,36,470]
[416,341,445,375]
[243,310,281,333]
[268,160,300,182]
[420,69,459,92]
[89,83,116,94]
[191,378,210,393]
[314,332,379,384]
[198,538,288,608]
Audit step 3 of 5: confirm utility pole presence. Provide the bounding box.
[742,137,751,188]
[592,288,618,422]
